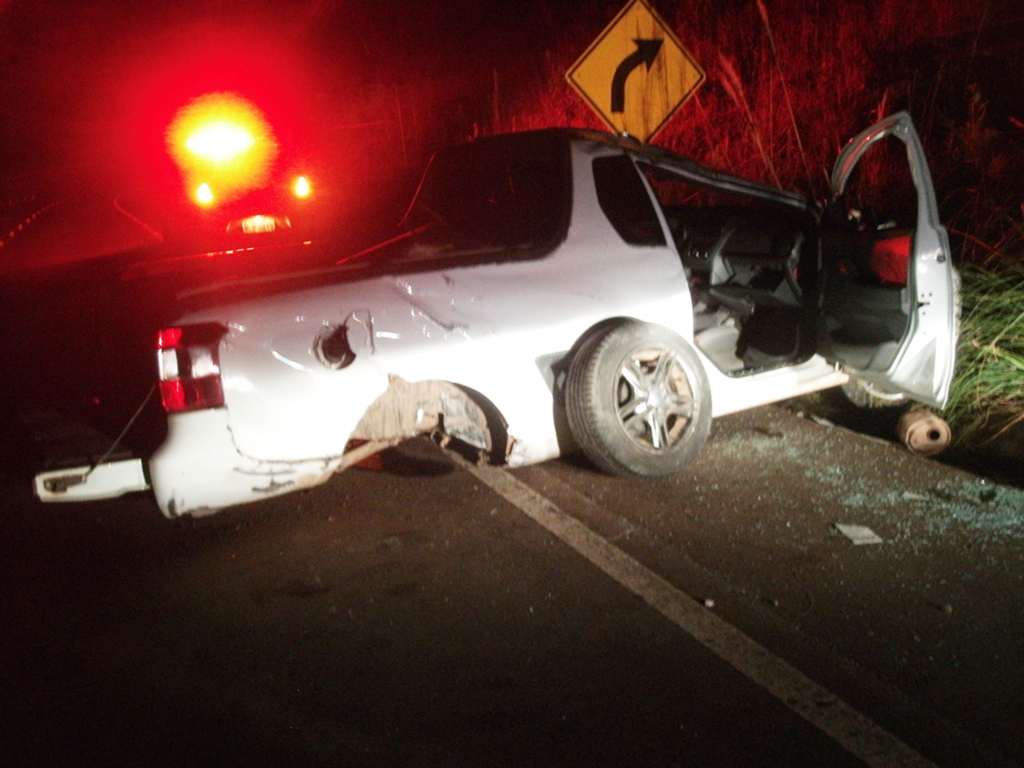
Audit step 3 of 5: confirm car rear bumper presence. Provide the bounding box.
[35,459,150,502]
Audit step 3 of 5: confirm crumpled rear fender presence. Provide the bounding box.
[150,409,346,517]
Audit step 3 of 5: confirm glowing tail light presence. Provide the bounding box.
[293,175,311,198]
[157,324,228,413]
[195,183,215,205]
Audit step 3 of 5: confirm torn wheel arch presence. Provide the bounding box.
[348,377,511,466]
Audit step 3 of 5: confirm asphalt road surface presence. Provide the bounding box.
[1,193,1023,767]
[2,412,1023,767]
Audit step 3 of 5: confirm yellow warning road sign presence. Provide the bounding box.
[566,0,705,142]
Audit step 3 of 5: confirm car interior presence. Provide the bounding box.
[818,223,912,371]
[683,209,814,372]
[641,160,914,378]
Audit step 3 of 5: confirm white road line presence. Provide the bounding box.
[466,463,939,768]
[112,197,164,242]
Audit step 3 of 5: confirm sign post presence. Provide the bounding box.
[566,0,705,143]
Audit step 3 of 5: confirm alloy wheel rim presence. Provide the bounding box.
[614,346,695,452]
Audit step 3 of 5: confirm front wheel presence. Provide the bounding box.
[566,320,712,477]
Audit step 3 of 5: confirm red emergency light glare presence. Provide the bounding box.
[186,121,255,163]
[166,92,278,204]
[293,175,311,198]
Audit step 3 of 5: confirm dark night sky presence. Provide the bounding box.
[0,0,595,191]
[4,0,1022,197]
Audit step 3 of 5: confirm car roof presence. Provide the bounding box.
[465,127,810,211]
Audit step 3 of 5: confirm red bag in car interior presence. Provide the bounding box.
[869,232,911,286]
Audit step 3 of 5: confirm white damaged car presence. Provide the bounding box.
[36,112,958,516]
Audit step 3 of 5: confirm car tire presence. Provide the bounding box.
[566,320,712,477]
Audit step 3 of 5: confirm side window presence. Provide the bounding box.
[417,133,572,252]
[837,135,917,228]
[638,162,794,270]
[592,155,666,247]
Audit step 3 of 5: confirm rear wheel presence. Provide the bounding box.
[566,320,712,477]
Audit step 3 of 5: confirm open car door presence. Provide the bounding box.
[820,111,958,408]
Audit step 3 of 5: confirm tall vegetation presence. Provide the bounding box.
[943,264,1024,440]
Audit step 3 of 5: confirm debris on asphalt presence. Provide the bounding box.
[834,523,884,545]
[902,491,932,502]
[928,601,955,615]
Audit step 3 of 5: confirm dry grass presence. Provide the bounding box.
[499,0,973,190]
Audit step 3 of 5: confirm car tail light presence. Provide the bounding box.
[156,323,228,413]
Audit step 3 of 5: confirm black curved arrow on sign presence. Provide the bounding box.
[611,38,663,113]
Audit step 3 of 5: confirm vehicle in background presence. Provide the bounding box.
[160,92,318,250]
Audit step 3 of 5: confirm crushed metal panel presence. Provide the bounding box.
[351,377,492,452]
